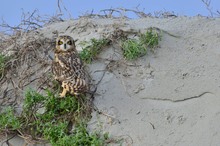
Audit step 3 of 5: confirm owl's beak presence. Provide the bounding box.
[64,44,67,49]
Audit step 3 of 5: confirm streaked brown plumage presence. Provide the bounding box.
[52,35,88,97]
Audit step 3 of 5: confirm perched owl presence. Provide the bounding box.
[52,35,88,97]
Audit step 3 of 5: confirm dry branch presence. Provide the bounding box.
[79,7,178,19]
[201,0,217,17]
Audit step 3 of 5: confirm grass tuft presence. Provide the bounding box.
[79,38,109,63]
[121,39,147,60]
[43,122,107,146]
[121,28,160,60]
[0,107,21,131]
[139,28,160,51]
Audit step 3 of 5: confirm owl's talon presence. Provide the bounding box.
[59,93,65,98]
[59,89,67,98]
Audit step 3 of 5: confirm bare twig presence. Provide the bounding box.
[57,0,72,18]
[1,133,16,146]
[0,19,22,31]
[118,8,151,18]
[201,0,214,17]
[0,9,64,34]
[80,7,152,19]
[100,8,151,18]
[57,0,62,13]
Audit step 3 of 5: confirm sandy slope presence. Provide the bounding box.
[1,16,220,146]
[87,17,220,146]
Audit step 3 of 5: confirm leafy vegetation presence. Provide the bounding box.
[44,123,108,146]
[79,28,160,62]
[0,90,111,145]
[122,28,160,60]
[79,38,110,63]
[139,28,160,50]
[121,39,147,60]
[0,107,21,131]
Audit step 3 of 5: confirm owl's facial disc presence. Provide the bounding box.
[58,39,73,51]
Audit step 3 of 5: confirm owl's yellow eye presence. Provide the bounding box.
[67,41,72,45]
[58,40,63,45]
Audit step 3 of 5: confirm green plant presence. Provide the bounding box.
[45,123,106,146]
[43,121,69,145]
[44,93,79,115]
[79,38,109,63]
[122,39,147,60]
[23,90,46,111]
[0,107,21,131]
[121,28,160,60]
[139,28,160,50]
[0,89,113,145]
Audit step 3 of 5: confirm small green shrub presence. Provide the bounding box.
[0,107,21,131]
[53,124,106,146]
[139,28,160,50]
[23,90,46,111]
[79,38,109,63]
[122,39,147,60]
[43,121,68,145]
[121,28,160,60]
[44,93,79,115]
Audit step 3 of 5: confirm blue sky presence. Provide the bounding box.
[0,0,219,30]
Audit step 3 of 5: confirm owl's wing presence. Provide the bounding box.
[51,61,63,80]
[56,53,84,78]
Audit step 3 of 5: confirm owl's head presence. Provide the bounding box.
[56,35,76,52]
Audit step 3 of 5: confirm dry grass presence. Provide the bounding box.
[0,31,54,106]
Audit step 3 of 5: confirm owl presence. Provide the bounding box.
[52,35,88,97]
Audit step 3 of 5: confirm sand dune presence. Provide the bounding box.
[1,16,220,146]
